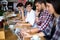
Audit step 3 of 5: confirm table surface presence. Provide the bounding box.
[0,28,5,40]
[0,28,4,31]
[20,32,46,40]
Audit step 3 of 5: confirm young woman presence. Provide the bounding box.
[46,0,60,40]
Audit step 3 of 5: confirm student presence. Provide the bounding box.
[14,3,25,38]
[34,0,47,27]
[20,0,54,37]
[15,1,35,37]
[24,1,35,26]
[15,2,35,27]
[16,3,25,21]
[46,0,60,40]
[32,0,47,28]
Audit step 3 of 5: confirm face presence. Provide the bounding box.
[46,3,55,14]
[41,3,46,10]
[26,4,32,12]
[35,2,42,12]
[18,6,23,11]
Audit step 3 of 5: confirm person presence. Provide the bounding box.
[34,0,47,27]
[15,1,35,27]
[1,0,8,11]
[20,0,54,37]
[16,3,25,21]
[14,1,36,38]
[24,1,35,26]
[46,0,60,40]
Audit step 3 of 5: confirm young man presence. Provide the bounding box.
[20,0,54,37]
[25,1,35,26]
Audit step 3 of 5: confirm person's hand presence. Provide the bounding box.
[21,28,30,33]
[36,10,40,16]
[20,29,25,36]
[35,17,39,23]
[14,23,23,29]
[26,29,31,33]
[20,7,24,13]
[36,32,45,37]
[20,30,32,37]
[24,33,32,37]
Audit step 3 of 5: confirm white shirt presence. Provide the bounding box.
[25,10,35,26]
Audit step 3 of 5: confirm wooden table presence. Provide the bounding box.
[16,26,46,40]
[20,32,46,40]
[0,28,5,40]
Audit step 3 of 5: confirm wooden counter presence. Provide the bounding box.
[0,28,5,40]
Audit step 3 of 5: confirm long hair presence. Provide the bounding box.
[46,0,60,14]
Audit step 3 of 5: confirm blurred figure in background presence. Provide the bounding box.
[1,0,8,11]
[18,0,27,5]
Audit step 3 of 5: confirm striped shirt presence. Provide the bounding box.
[51,16,60,40]
[37,10,54,36]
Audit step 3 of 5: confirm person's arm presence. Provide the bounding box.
[16,13,21,19]
[21,9,25,21]
[20,22,32,27]
[14,22,32,28]
[37,15,51,31]
[30,28,39,34]
[29,15,51,34]
[20,7,25,21]
[36,32,45,37]
[20,29,45,37]
[23,28,39,34]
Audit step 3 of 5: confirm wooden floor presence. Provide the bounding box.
[5,30,17,40]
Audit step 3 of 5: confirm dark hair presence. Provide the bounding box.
[34,0,46,6]
[16,3,23,7]
[46,0,60,14]
[25,1,33,8]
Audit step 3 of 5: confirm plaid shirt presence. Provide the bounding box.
[51,17,60,40]
[37,10,54,36]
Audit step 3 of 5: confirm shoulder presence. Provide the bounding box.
[56,16,60,23]
[31,10,35,13]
